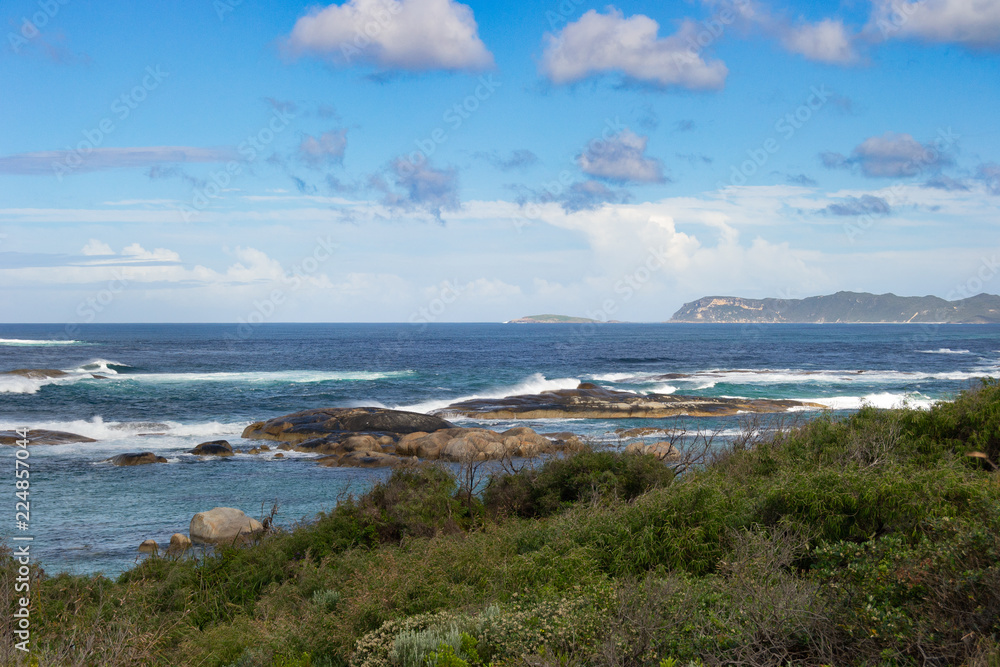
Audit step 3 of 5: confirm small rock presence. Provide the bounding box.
[167,533,191,554]
[105,452,168,466]
[189,507,263,544]
[273,453,284,459]
[190,440,233,457]
[138,539,158,555]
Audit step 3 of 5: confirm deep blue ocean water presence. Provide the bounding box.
[1,322,998,575]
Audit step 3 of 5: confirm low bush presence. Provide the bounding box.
[483,449,675,519]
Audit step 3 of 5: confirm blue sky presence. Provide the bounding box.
[0,0,998,323]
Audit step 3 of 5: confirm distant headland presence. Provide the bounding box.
[668,291,1000,324]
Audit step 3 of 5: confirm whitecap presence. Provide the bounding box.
[0,338,87,346]
[109,369,414,385]
[397,373,581,414]
[798,392,938,411]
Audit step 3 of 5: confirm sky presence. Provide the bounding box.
[0,0,998,323]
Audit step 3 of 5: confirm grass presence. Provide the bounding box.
[3,380,1000,666]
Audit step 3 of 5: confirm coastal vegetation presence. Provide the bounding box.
[3,380,1000,666]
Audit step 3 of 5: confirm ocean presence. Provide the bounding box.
[1,322,998,576]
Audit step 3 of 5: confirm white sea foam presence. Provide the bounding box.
[589,372,645,383]
[398,373,581,414]
[918,348,971,355]
[796,392,938,411]
[0,365,414,394]
[0,416,251,454]
[0,338,87,346]
[0,359,130,394]
[646,384,678,394]
[584,366,998,388]
[122,370,414,384]
[679,368,996,386]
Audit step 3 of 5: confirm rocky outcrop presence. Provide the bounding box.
[2,368,69,379]
[243,408,585,466]
[189,507,263,544]
[435,383,821,420]
[190,440,234,457]
[242,407,454,444]
[0,429,97,446]
[625,441,681,461]
[105,452,168,466]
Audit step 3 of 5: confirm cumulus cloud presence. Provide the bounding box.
[870,0,1000,49]
[81,240,113,256]
[540,8,729,90]
[282,0,494,72]
[709,0,861,64]
[373,156,459,217]
[121,243,182,262]
[578,129,667,184]
[298,130,348,167]
[821,132,953,178]
[781,18,859,64]
[823,194,892,216]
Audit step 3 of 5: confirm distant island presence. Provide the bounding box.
[669,291,1000,324]
[506,314,624,324]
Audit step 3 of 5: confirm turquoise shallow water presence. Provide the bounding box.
[1,322,998,575]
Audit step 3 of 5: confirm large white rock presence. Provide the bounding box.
[189,507,263,544]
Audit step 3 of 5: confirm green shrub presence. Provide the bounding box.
[312,588,343,612]
[484,449,674,519]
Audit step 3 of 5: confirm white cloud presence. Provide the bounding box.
[871,0,1000,49]
[121,243,182,262]
[709,0,861,64]
[81,239,113,256]
[540,8,729,90]
[578,129,666,183]
[283,0,494,71]
[781,18,858,64]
